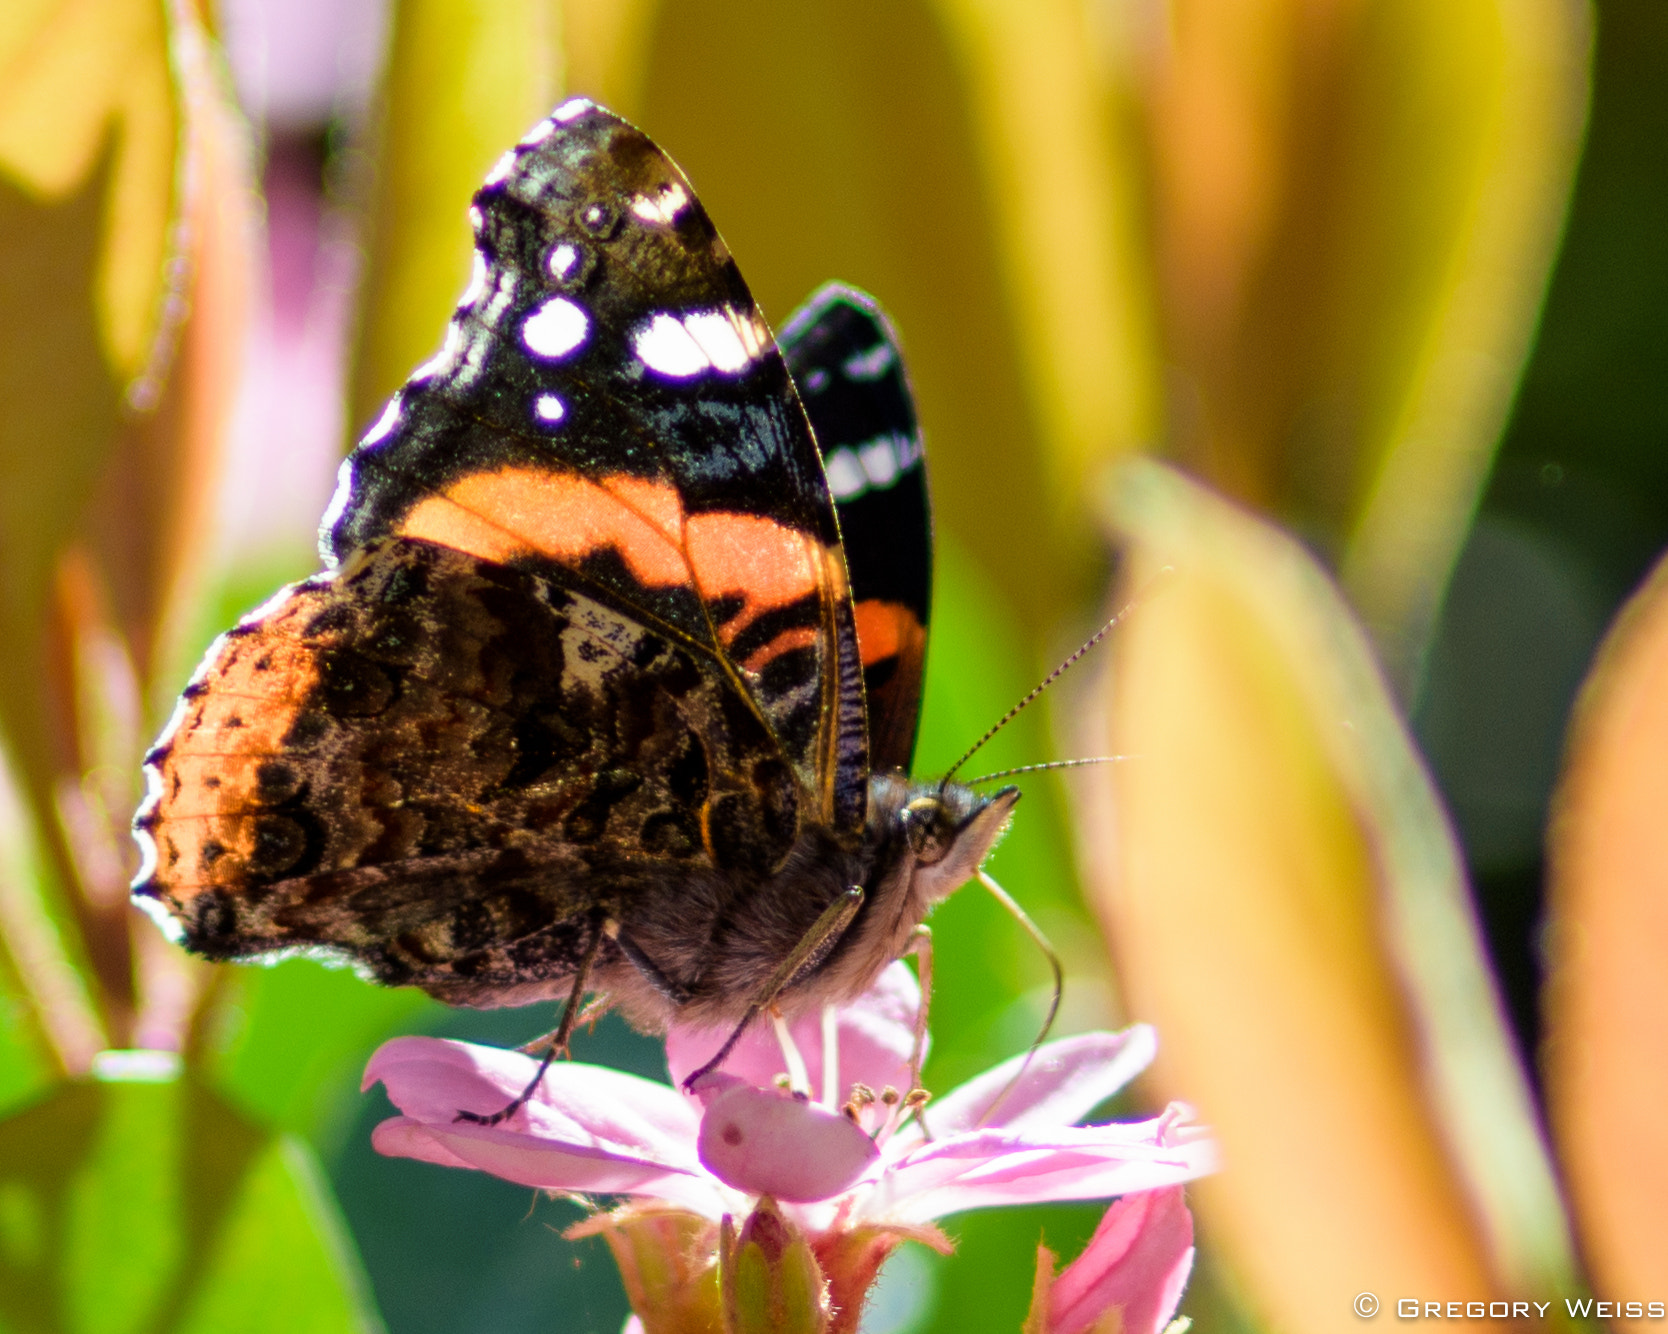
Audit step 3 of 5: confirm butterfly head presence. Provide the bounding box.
[872,774,1020,907]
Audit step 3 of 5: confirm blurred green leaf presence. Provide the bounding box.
[350,0,563,430]
[0,750,105,1076]
[0,0,180,379]
[0,1072,378,1334]
[204,960,433,1154]
[914,539,1109,1092]
[0,122,128,1045]
[175,1137,379,1334]
[0,969,52,1121]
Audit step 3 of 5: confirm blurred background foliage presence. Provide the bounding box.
[1,0,1666,1330]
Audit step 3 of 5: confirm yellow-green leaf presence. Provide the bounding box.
[608,0,1093,627]
[350,0,563,431]
[0,3,252,1060]
[0,1070,379,1333]
[1126,0,1591,686]
[0,0,179,379]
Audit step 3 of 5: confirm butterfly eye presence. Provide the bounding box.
[901,797,952,866]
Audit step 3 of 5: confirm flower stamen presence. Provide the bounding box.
[770,1007,813,1097]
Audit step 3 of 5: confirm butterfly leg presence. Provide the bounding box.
[610,924,695,1006]
[679,885,865,1093]
[971,869,1063,1128]
[456,914,609,1127]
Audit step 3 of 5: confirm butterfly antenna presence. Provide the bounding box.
[940,568,1171,787]
[964,755,1133,785]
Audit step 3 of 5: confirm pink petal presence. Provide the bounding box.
[696,1082,881,1203]
[854,1121,1218,1225]
[904,1027,1156,1142]
[1048,1187,1195,1334]
[371,1117,482,1172]
[667,962,922,1100]
[365,1035,700,1168]
[370,1115,726,1216]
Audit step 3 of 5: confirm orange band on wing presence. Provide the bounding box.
[852,599,922,667]
[399,469,688,583]
[739,625,819,674]
[399,466,845,653]
[144,590,328,896]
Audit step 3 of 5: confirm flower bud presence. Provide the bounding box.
[720,1197,830,1334]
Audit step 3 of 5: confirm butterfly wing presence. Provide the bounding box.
[323,101,867,834]
[134,538,803,1005]
[134,102,882,1007]
[780,284,931,773]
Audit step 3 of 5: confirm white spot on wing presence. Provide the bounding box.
[634,313,710,378]
[843,342,895,380]
[825,448,867,500]
[534,393,565,423]
[734,307,770,360]
[637,306,767,379]
[318,457,356,559]
[482,269,518,326]
[453,326,492,390]
[411,321,463,382]
[362,396,402,448]
[483,148,519,186]
[135,751,168,823]
[548,243,578,280]
[682,309,752,373]
[630,181,690,225]
[824,433,920,501]
[469,205,484,232]
[859,437,900,488]
[519,118,556,146]
[134,890,184,943]
[554,97,593,122]
[522,297,589,359]
[459,250,489,308]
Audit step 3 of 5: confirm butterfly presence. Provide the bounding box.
[132,99,1018,1093]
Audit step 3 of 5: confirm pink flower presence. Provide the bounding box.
[363,963,1217,1236]
[1039,1180,1196,1334]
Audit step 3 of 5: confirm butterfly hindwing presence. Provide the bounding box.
[781,284,931,773]
[134,537,811,1003]
[322,101,867,834]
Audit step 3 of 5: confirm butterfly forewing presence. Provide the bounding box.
[323,101,866,832]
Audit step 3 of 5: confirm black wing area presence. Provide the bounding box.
[320,101,867,835]
[780,284,931,773]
